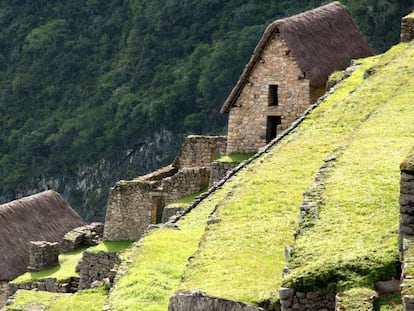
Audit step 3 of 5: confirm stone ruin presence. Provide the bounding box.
[103,135,227,241]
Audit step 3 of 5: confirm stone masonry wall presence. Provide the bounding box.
[27,241,60,272]
[103,178,162,241]
[78,250,120,290]
[226,32,311,153]
[163,167,210,205]
[399,150,414,311]
[209,161,238,187]
[401,12,414,42]
[173,135,227,169]
[104,136,227,241]
[8,277,80,296]
[279,287,335,311]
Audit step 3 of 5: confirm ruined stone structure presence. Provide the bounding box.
[401,11,414,42]
[78,250,120,289]
[103,135,226,241]
[27,241,60,272]
[221,1,373,153]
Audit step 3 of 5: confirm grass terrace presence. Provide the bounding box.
[3,287,108,311]
[12,247,87,283]
[284,42,414,293]
[217,152,256,163]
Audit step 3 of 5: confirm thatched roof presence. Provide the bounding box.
[0,190,85,281]
[221,1,373,114]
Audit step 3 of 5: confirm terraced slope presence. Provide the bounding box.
[6,42,414,310]
[106,43,414,310]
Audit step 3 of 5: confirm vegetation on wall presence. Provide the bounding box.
[0,0,411,217]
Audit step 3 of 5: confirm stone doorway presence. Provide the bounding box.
[266,116,282,143]
[151,196,165,224]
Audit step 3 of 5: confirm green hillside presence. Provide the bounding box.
[0,0,411,220]
[8,41,414,310]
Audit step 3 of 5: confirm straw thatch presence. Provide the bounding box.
[0,190,85,280]
[221,1,373,114]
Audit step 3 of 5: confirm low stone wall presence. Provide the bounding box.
[163,167,210,204]
[78,250,120,289]
[279,287,335,311]
[173,135,227,169]
[209,161,238,187]
[8,277,80,296]
[62,222,104,252]
[103,179,161,241]
[162,205,186,223]
[28,241,60,272]
[401,12,414,42]
[400,150,414,311]
[168,291,263,311]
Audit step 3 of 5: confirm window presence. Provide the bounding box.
[266,116,282,143]
[268,85,278,106]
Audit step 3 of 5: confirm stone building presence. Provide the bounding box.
[221,1,373,153]
[0,190,85,281]
[103,136,227,241]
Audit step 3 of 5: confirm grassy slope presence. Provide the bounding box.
[285,42,414,292]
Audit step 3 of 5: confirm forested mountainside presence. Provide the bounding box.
[0,0,411,220]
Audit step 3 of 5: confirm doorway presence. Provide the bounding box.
[266,116,282,143]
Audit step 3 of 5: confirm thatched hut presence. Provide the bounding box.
[0,190,85,280]
[221,1,373,153]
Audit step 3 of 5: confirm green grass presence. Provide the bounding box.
[178,43,414,304]
[284,43,414,292]
[89,240,133,253]
[166,187,208,208]
[12,247,87,283]
[217,152,255,163]
[336,287,377,310]
[4,287,107,311]
[107,191,228,311]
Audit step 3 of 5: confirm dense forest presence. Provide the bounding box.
[0,0,411,220]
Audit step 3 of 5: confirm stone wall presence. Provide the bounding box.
[103,178,161,241]
[209,161,239,187]
[27,241,60,272]
[226,32,312,153]
[400,150,414,311]
[104,136,227,241]
[168,291,263,311]
[401,12,414,42]
[163,167,210,204]
[279,287,335,311]
[8,277,80,296]
[78,250,120,289]
[61,222,104,252]
[173,135,227,169]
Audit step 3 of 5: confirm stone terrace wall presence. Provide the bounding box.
[103,178,162,241]
[163,167,210,205]
[209,161,238,187]
[8,277,80,296]
[173,135,227,169]
[78,250,119,289]
[226,32,311,153]
[279,287,335,311]
[400,149,414,311]
[401,12,414,42]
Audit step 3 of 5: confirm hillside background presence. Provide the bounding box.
[0,0,411,221]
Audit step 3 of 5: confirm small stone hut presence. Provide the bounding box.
[0,190,85,280]
[221,1,373,153]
